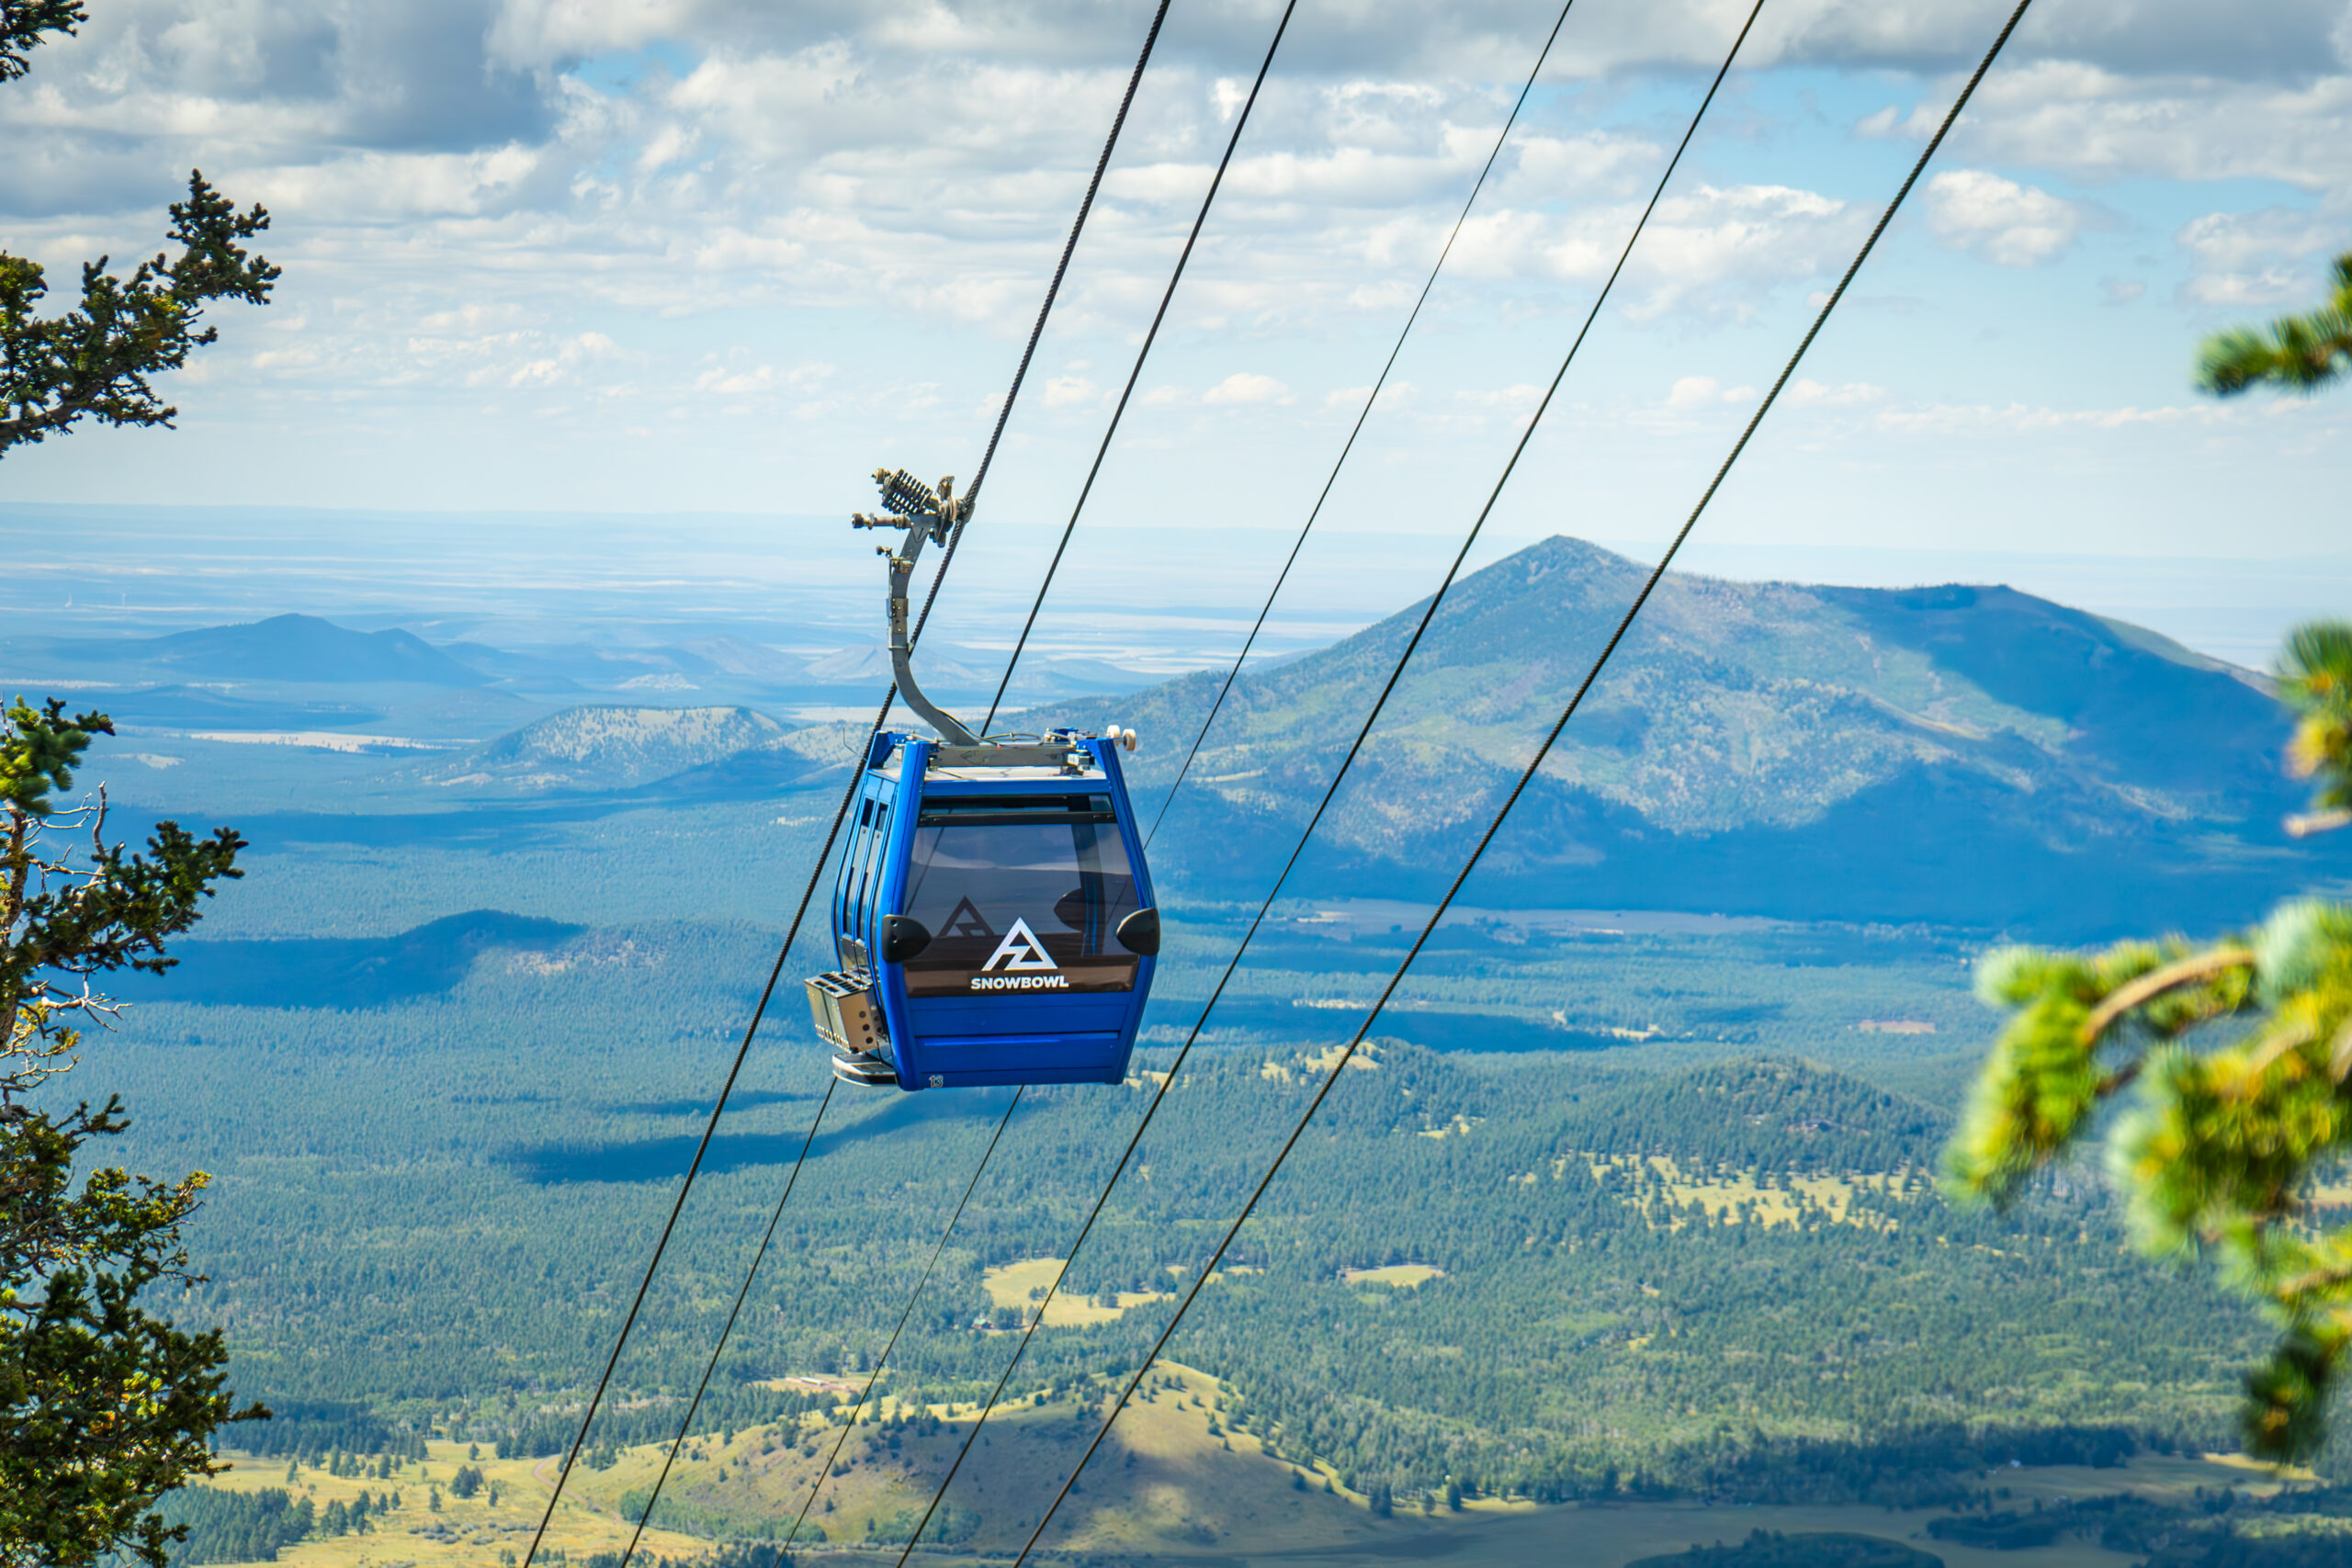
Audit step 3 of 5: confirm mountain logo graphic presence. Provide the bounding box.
[981,918,1058,973]
[943,897,997,941]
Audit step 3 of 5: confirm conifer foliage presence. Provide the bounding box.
[1949,262,2352,1461]
[0,0,78,80]
[2,698,253,1565]
[2197,252,2352,398]
[3,9,272,1554]
[1943,874,2352,1458]
[0,1,277,458]
[1946,632,2352,1460]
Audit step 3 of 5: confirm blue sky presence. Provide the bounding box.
[3,0,2350,602]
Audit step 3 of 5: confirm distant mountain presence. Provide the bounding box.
[438,636,808,692]
[413,705,790,793]
[54,686,387,731]
[1011,655,1164,701]
[0,614,487,686]
[998,535,2352,938]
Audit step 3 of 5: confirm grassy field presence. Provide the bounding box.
[198,1439,709,1567]
[542,1362,1382,1555]
[194,1391,2326,1568]
[1337,1264,1442,1288]
[978,1257,1173,1327]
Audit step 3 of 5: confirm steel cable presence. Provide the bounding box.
[877,7,1310,1555]
[616,1089,1024,1562]
[521,6,1172,1556]
[1143,0,1583,848]
[728,11,1576,1543]
[885,0,1765,1554]
[982,0,1302,733]
[778,1089,1023,1550]
[1011,1,2039,1555]
[614,1074,835,1567]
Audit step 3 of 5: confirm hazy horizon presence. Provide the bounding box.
[3,501,2341,677]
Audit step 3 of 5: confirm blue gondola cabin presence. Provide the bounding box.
[807,728,1160,1089]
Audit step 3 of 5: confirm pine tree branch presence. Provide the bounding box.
[0,173,277,456]
[2080,946,2256,1044]
[0,0,80,81]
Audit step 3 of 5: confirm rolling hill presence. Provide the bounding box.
[412,704,790,793]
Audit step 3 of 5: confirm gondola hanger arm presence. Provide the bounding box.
[856,468,981,747]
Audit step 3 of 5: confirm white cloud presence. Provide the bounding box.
[1665,376,1755,409]
[1924,169,2085,267]
[1867,399,2225,436]
[11,0,2352,520]
[635,122,698,171]
[1442,183,1862,318]
[2175,208,2341,304]
[1324,380,1415,412]
[1787,378,1885,406]
[476,0,2352,86]
[1855,105,1904,138]
[1453,383,1544,411]
[460,330,623,389]
[1203,372,1292,406]
[693,358,776,396]
[1934,61,2352,192]
[1495,130,1662,203]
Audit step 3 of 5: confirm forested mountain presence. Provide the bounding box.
[98,967,2276,1540]
[996,536,2345,937]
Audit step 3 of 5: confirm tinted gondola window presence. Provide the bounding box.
[899,797,1141,997]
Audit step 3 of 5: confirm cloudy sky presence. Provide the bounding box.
[4,0,2350,586]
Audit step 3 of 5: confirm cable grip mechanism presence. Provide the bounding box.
[853,468,980,747]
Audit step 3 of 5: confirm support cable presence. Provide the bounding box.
[887,3,1761,1557]
[521,6,1171,1557]
[616,1090,1024,1564]
[775,19,1549,1526]
[1144,0,1582,847]
[780,1089,1023,1549]
[914,0,1176,662]
[983,0,1302,734]
[1011,3,2038,1556]
[615,1075,836,1567]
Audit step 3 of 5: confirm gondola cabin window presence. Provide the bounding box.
[900,795,1142,997]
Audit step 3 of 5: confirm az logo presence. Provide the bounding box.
[981,918,1058,973]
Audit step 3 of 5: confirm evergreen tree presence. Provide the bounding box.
[2197,252,2352,397]
[1,697,251,1565]
[0,9,270,1557]
[0,1,277,459]
[1947,262,2352,1461]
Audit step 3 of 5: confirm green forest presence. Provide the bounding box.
[5,591,2329,1567]
[88,908,2276,1506]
